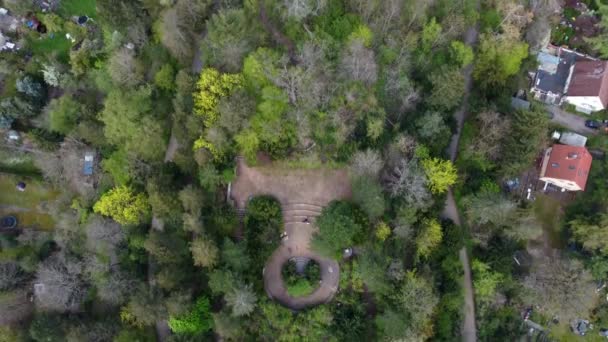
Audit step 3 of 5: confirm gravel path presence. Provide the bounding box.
[442,7,479,342]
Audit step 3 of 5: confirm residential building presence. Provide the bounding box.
[530,45,608,113]
[562,60,608,113]
[539,144,592,192]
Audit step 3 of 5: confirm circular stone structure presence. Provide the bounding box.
[264,223,339,310]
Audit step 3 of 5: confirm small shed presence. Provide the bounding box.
[559,132,587,147]
[537,52,560,74]
[511,97,531,111]
[83,152,95,176]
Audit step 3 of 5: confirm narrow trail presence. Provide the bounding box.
[258,3,299,65]
[441,6,480,342]
[150,130,179,342]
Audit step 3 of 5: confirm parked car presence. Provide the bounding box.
[585,120,601,129]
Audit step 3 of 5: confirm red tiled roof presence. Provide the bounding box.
[566,60,608,108]
[543,145,592,190]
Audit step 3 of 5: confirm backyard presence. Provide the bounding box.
[0,173,58,230]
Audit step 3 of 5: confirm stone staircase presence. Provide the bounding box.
[282,202,323,225]
[292,256,311,274]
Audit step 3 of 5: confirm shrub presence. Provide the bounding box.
[168,296,213,334]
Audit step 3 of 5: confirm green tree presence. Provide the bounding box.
[154,63,175,91]
[351,176,385,220]
[47,96,81,134]
[245,196,283,267]
[102,149,132,186]
[202,8,259,72]
[570,215,608,256]
[416,218,443,259]
[585,5,608,58]
[449,41,474,67]
[421,158,457,194]
[100,87,167,161]
[190,237,219,268]
[501,108,548,176]
[473,35,528,90]
[168,296,214,334]
[427,67,465,110]
[311,201,364,258]
[472,260,503,304]
[420,17,442,51]
[93,186,150,226]
[29,314,64,342]
[193,68,243,158]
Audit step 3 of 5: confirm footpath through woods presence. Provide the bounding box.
[442,8,480,342]
[150,132,180,342]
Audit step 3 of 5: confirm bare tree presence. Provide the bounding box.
[525,15,551,54]
[340,39,378,86]
[107,48,144,87]
[380,39,419,117]
[384,158,430,207]
[464,193,517,227]
[0,262,25,291]
[0,289,33,326]
[95,271,136,306]
[85,215,125,259]
[468,110,511,161]
[35,255,87,312]
[225,284,257,317]
[523,255,596,321]
[53,211,84,252]
[350,149,384,178]
[217,90,255,135]
[283,0,326,21]
[190,237,219,268]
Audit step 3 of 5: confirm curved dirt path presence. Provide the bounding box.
[231,158,351,309]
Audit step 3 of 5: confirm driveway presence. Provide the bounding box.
[548,105,598,135]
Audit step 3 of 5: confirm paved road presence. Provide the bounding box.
[547,105,598,136]
[442,8,479,342]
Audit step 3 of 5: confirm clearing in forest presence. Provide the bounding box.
[230,157,352,310]
[0,173,58,230]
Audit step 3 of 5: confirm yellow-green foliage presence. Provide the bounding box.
[421,158,457,194]
[193,137,223,160]
[93,186,150,226]
[416,218,443,259]
[194,68,243,127]
[375,221,391,242]
[349,24,373,47]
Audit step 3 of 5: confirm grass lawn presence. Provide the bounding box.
[26,32,72,62]
[533,194,566,249]
[0,173,58,230]
[57,0,97,19]
[287,278,316,297]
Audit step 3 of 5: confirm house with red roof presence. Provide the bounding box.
[539,144,592,192]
